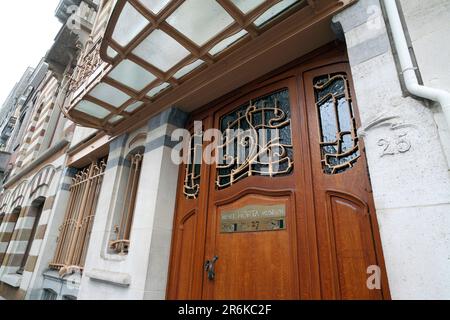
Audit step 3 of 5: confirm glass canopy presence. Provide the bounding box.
[69,0,311,129]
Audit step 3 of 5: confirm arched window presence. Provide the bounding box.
[50,158,107,272]
[0,207,21,266]
[109,148,144,255]
[17,198,45,275]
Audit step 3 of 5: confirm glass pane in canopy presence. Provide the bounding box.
[173,60,204,79]
[75,100,110,119]
[109,115,125,124]
[254,0,298,27]
[107,46,118,59]
[133,29,190,72]
[112,2,149,47]
[125,101,144,113]
[209,30,248,55]
[89,83,130,108]
[138,0,170,14]
[166,0,234,46]
[230,0,265,14]
[108,59,157,91]
[147,83,170,98]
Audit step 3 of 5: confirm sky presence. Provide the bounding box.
[0,0,62,106]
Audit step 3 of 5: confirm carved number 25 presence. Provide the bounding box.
[378,134,411,157]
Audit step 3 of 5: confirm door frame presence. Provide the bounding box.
[166,42,391,300]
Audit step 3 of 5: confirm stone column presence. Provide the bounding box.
[25,167,77,300]
[140,108,188,300]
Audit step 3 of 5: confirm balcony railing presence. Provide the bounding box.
[68,39,109,102]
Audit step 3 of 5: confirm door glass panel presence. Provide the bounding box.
[184,130,203,199]
[313,73,360,175]
[217,89,293,189]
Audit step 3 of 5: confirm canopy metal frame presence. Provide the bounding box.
[65,0,354,133]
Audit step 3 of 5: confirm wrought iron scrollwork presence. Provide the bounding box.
[184,130,203,199]
[216,89,294,189]
[313,73,360,175]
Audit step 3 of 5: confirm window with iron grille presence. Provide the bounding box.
[49,158,107,274]
[42,289,57,301]
[17,199,45,275]
[109,150,144,255]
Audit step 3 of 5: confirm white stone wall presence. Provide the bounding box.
[69,126,99,149]
[399,0,450,168]
[78,108,186,300]
[334,0,450,300]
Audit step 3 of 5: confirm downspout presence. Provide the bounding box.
[383,0,450,128]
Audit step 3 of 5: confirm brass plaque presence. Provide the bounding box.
[220,204,286,233]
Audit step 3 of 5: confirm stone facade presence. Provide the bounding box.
[0,0,449,300]
[333,0,450,299]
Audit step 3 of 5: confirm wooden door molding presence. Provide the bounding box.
[203,193,300,300]
[166,114,213,300]
[167,43,390,300]
[303,62,391,300]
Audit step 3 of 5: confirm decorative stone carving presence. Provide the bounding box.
[358,114,417,158]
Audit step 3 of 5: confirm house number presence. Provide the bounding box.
[378,133,411,157]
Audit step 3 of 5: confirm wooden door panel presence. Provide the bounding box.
[206,194,299,300]
[167,115,213,300]
[167,46,390,300]
[171,210,198,299]
[327,192,381,300]
[303,63,390,300]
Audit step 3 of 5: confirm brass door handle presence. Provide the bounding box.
[205,256,219,281]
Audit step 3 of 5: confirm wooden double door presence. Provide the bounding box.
[167,49,390,300]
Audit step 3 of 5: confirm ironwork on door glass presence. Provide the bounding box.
[314,73,360,175]
[184,130,203,199]
[217,89,294,189]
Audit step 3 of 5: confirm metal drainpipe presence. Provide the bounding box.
[383,0,450,129]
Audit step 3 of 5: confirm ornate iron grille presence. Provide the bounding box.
[313,73,360,175]
[184,130,203,199]
[50,158,107,274]
[216,89,293,189]
[110,152,143,254]
[68,39,104,96]
[42,289,57,301]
